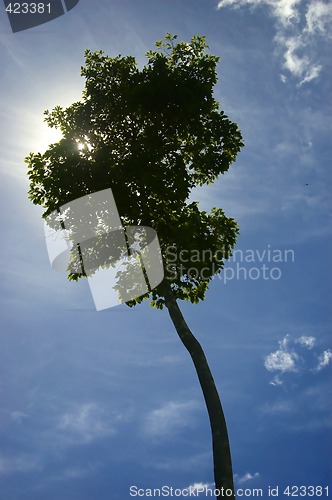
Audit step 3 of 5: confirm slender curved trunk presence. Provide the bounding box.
[160,279,235,500]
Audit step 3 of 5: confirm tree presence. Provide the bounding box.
[26,34,244,499]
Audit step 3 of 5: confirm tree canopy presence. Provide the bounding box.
[26,34,244,307]
[26,34,244,499]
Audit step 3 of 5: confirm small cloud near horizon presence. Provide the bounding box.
[237,472,260,484]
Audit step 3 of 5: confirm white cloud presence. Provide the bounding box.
[279,35,322,84]
[264,348,298,373]
[238,472,260,484]
[186,474,260,494]
[264,335,331,384]
[217,0,301,25]
[296,335,316,349]
[316,349,332,371]
[305,1,332,35]
[216,0,300,25]
[58,403,115,444]
[217,0,331,84]
[143,401,199,438]
[264,335,299,384]
[185,483,214,495]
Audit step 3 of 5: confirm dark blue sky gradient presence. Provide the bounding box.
[0,1,331,499]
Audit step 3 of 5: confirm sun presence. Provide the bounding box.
[37,122,63,153]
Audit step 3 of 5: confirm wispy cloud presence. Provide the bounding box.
[0,33,26,68]
[259,381,332,431]
[237,472,260,484]
[277,33,322,84]
[316,349,332,371]
[305,1,332,35]
[57,403,116,444]
[63,463,100,479]
[143,401,199,438]
[149,451,211,472]
[0,453,42,475]
[216,0,332,84]
[260,400,295,414]
[136,354,183,367]
[270,375,284,387]
[10,411,29,423]
[217,0,301,24]
[295,336,316,349]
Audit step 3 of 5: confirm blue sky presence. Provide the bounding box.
[0,1,331,499]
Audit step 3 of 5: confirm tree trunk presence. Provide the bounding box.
[160,279,235,500]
